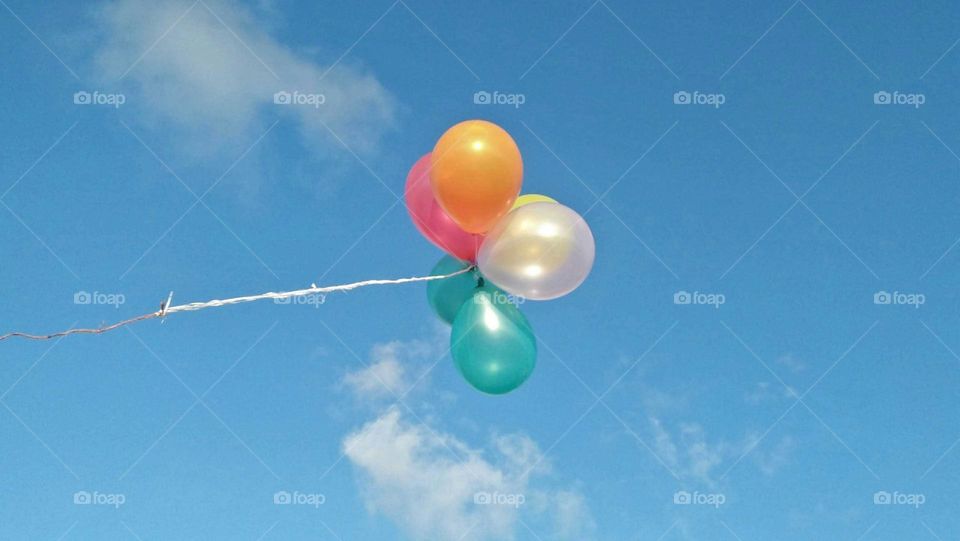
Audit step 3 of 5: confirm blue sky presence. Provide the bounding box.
[2,0,960,539]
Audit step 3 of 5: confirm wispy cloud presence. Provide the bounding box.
[745,381,798,405]
[90,0,396,158]
[649,416,796,485]
[341,338,439,400]
[752,434,795,476]
[775,353,807,374]
[641,381,797,486]
[650,416,730,486]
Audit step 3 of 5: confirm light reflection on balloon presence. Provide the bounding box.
[482,304,500,330]
[478,202,594,300]
[430,120,523,233]
[450,286,536,395]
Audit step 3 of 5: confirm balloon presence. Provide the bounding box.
[430,120,523,234]
[405,153,483,261]
[511,193,556,210]
[478,202,595,301]
[450,286,536,394]
[426,256,481,324]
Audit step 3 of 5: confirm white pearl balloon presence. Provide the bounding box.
[478,202,595,301]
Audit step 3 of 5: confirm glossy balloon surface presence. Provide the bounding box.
[426,256,481,324]
[450,286,536,394]
[405,153,482,261]
[430,120,523,233]
[478,202,595,300]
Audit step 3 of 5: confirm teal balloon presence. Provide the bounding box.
[427,256,480,324]
[450,286,537,394]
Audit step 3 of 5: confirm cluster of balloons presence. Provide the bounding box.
[405,120,596,395]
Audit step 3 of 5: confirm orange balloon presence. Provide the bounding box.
[430,120,523,233]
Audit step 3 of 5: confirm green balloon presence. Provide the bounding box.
[450,285,537,395]
[427,256,480,324]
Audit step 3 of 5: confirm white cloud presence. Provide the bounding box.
[91,0,396,157]
[650,416,730,486]
[341,379,593,539]
[677,423,729,484]
[343,355,409,399]
[344,409,520,540]
[342,339,437,400]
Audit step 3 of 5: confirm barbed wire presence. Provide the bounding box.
[0,266,475,342]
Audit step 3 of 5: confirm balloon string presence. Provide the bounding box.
[0,266,475,343]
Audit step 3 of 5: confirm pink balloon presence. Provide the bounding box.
[405,153,482,262]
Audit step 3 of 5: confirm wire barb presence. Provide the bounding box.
[0,266,474,343]
[160,291,174,317]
